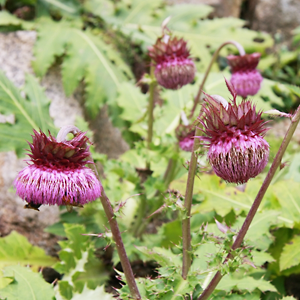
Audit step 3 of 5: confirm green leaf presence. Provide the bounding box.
[116,82,148,124]
[217,275,276,293]
[135,246,181,268]
[0,71,55,156]
[0,10,33,29]
[0,231,56,269]
[271,180,300,226]
[71,285,114,300]
[286,84,300,98]
[33,19,133,118]
[0,265,55,300]
[280,235,300,271]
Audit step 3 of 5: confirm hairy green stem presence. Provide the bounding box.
[189,40,245,119]
[197,105,300,300]
[146,64,156,169]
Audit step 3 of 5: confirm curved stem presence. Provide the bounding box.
[57,126,141,299]
[197,105,300,300]
[182,40,244,280]
[189,40,244,119]
[146,64,157,169]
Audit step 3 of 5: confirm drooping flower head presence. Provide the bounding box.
[176,124,195,152]
[148,35,196,90]
[14,129,102,208]
[227,53,263,98]
[197,80,269,184]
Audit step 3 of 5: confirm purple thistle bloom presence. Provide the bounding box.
[196,80,269,184]
[176,124,195,152]
[227,53,263,98]
[148,36,196,90]
[14,130,102,207]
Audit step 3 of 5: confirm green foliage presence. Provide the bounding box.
[33,18,133,118]
[280,235,300,271]
[0,71,55,156]
[54,224,109,298]
[0,231,56,269]
[88,0,273,71]
[0,265,55,300]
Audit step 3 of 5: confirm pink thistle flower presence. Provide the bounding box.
[227,53,263,98]
[14,130,102,207]
[176,124,195,152]
[148,35,196,90]
[196,80,269,184]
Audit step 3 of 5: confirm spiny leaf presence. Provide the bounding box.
[0,231,56,269]
[0,71,55,156]
[280,235,300,271]
[33,18,133,118]
[0,265,55,300]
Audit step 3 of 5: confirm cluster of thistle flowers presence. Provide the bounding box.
[14,130,102,209]
[149,32,267,184]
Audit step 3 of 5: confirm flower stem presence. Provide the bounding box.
[146,64,157,169]
[99,191,141,299]
[197,105,300,300]
[182,40,245,280]
[57,126,141,299]
[189,40,245,119]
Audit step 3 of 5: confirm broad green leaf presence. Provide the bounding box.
[39,0,80,16]
[135,246,181,268]
[0,71,55,156]
[234,211,279,250]
[286,84,300,98]
[33,19,133,118]
[0,10,33,29]
[0,231,56,269]
[280,235,300,271]
[116,82,148,124]
[271,180,300,226]
[217,275,276,293]
[154,83,197,136]
[0,265,55,300]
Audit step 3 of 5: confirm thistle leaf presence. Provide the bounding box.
[33,18,133,118]
[280,235,300,271]
[0,265,55,300]
[0,231,56,270]
[0,71,55,156]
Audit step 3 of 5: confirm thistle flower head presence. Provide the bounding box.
[197,80,269,184]
[176,124,195,152]
[14,129,102,207]
[148,35,196,90]
[227,53,263,98]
